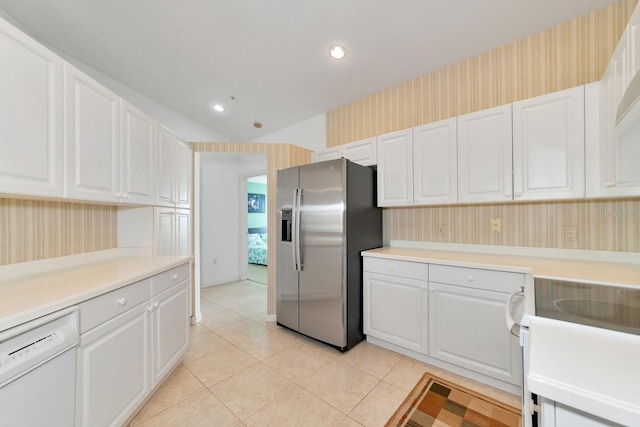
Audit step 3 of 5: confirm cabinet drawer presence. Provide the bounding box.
[152,263,190,296]
[429,264,524,293]
[363,257,428,281]
[79,279,150,333]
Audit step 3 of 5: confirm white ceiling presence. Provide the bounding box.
[0,0,619,142]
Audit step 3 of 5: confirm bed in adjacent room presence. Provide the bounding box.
[247,227,268,265]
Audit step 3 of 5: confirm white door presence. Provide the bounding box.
[428,282,522,386]
[363,272,428,353]
[413,118,457,205]
[512,86,585,200]
[0,18,64,198]
[76,303,150,427]
[457,105,513,203]
[121,101,156,204]
[377,129,413,206]
[151,281,189,387]
[64,63,120,202]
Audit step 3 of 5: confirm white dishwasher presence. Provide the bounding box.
[0,307,79,427]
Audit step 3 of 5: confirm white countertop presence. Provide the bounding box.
[0,252,192,332]
[362,243,640,288]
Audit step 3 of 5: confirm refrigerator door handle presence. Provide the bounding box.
[292,188,303,272]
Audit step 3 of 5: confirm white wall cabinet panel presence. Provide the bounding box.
[121,101,156,204]
[413,119,457,205]
[76,302,150,427]
[154,207,191,256]
[0,17,64,198]
[311,147,341,163]
[343,137,377,166]
[156,126,192,208]
[457,105,513,203]
[512,86,585,201]
[64,63,120,202]
[377,129,413,206]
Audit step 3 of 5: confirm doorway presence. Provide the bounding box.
[246,174,268,285]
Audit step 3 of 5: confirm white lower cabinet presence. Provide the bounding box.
[363,256,524,391]
[76,264,190,427]
[363,265,428,354]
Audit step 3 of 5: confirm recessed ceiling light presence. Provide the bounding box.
[212,104,225,112]
[329,45,346,60]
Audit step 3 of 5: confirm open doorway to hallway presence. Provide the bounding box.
[246,174,268,285]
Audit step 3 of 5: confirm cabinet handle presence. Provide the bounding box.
[148,305,154,312]
[421,286,427,291]
[466,276,474,282]
[606,180,617,188]
[117,297,127,306]
[388,266,395,272]
[153,302,159,310]
[515,192,522,197]
[172,274,178,280]
[504,193,511,198]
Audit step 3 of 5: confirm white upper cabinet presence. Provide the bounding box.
[64,63,120,202]
[457,105,513,203]
[0,17,64,198]
[311,147,341,163]
[512,86,585,201]
[121,101,156,204]
[413,118,457,205]
[587,2,640,198]
[377,129,413,206]
[342,137,377,166]
[311,137,377,166]
[157,126,192,209]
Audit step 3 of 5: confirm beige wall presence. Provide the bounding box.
[326,0,640,253]
[192,142,311,315]
[0,198,117,266]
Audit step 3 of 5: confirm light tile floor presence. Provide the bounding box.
[130,279,520,426]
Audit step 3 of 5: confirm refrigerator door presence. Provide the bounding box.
[298,159,347,347]
[276,166,300,331]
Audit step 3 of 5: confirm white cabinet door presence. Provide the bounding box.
[64,63,120,202]
[540,398,623,427]
[512,86,585,201]
[76,303,151,427]
[413,118,457,205]
[363,272,428,353]
[343,137,377,166]
[156,125,177,207]
[176,208,191,256]
[175,140,192,209]
[121,101,155,204]
[377,129,413,206]
[457,105,513,203]
[151,281,189,387]
[156,126,192,208]
[428,282,522,386]
[155,207,175,256]
[311,147,341,163]
[0,17,63,198]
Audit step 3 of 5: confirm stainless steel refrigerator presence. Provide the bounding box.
[276,158,382,351]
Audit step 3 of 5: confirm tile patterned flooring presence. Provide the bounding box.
[129,279,520,426]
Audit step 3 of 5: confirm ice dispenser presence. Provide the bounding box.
[281,209,292,242]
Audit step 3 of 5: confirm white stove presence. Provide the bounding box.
[514,278,640,427]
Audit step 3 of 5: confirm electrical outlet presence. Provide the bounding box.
[438,224,446,237]
[565,226,577,241]
[490,217,502,232]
